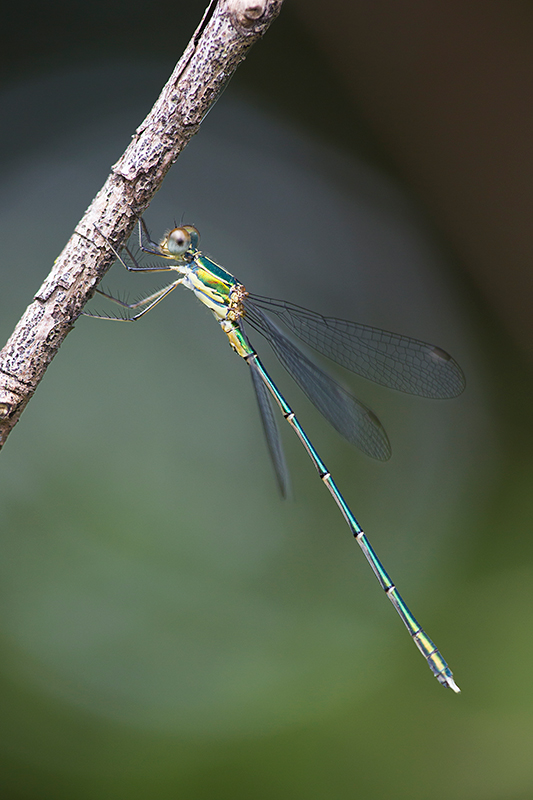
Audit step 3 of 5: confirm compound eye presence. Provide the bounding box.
[167,227,191,256]
[183,225,200,251]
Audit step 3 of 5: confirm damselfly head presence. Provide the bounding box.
[161,225,200,258]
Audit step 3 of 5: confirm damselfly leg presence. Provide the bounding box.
[85,218,463,691]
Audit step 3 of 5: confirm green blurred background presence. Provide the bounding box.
[1,1,533,798]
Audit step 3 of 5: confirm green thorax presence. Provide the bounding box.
[194,254,237,292]
[186,253,240,319]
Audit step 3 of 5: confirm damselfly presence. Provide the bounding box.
[86,219,464,691]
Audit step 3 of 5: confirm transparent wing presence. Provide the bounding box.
[249,358,291,497]
[245,305,391,461]
[246,295,465,399]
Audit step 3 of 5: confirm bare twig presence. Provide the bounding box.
[0,0,283,449]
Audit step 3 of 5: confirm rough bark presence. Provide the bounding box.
[0,0,284,448]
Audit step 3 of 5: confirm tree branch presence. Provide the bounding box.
[0,0,283,449]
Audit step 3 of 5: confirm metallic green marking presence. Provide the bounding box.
[91,219,462,693]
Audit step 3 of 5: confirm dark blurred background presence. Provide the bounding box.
[1,1,532,798]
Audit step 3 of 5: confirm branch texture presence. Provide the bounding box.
[0,0,283,448]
